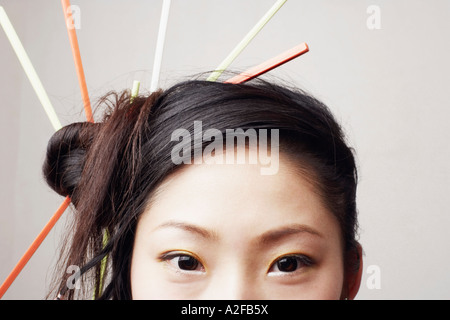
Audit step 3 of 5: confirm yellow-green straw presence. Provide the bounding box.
[0,6,62,131]
[131,81,140,99]
[207,0,287,82]
[130,80,140,102]
[96,229,109,298]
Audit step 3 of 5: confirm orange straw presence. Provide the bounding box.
[225,42,309,84]
[0,0,94,299]
[61,0,93,122]
[0,197,71,298]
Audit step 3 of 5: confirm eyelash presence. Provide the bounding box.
[158,251,314,275]
[267,254,314,276]
[158,251,206,274]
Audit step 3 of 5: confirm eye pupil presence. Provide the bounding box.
[178,255,199,270]
[277,257,298,272]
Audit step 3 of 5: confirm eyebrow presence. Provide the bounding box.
[257,224,323,245]
[154,221,323,244]
[154,221,220,241]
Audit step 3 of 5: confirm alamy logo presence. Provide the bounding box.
[170,121,279,175]
[367,5,381,30]
[66,265,81,290]
[366,264,381,289]
[65,5,81,30]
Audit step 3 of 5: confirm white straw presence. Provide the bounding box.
[0,6,62,131]
[150,0,171,92]
[207,0,288,82]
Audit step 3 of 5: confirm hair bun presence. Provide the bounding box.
[43,122,100,203]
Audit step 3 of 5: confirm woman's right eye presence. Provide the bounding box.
[160,252,205,273]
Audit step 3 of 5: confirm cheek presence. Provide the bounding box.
[130,245,152,299]
[130,250,176,299]
[311,255,346,299]
[309,266,345,299]
[130,233,162,299]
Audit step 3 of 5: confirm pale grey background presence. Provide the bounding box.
[1,0,449,299]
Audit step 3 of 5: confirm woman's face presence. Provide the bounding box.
[131,149,348,299]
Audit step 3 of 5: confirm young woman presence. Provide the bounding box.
[43,77,363,300]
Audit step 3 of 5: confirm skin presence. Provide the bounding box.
[131,148,361,299]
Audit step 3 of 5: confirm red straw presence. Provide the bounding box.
[225,42,309,84]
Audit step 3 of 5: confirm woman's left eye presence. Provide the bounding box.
[268,255,313,274]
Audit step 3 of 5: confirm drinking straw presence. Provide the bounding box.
[150,0,171,92]
[130,80,140,102]
[95,229,109,299]
[206,0,287,82]
[0,197,71,299]
[61,0,93,122]
[0,6,62,131]
[225,42,309,84]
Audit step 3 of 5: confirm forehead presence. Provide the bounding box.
[140,148,341,245]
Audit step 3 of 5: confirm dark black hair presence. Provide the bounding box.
[43,78,359,299]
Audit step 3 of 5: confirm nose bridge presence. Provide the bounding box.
[202,262,261,300]
[207,275,258,300]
